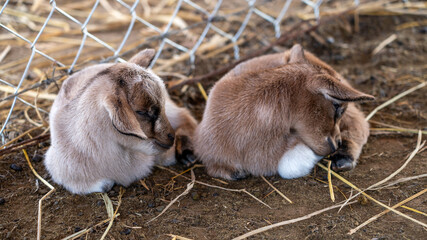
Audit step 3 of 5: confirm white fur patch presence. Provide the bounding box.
[278,144,322,179]
[87,179,114,193]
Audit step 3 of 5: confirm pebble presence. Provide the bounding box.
[147,202,155,208]
[10,164,23,171]
[170,219,179,224]
[156,206,165,212]
[39,142,49,148]
[120,228,131,235]
[191,192,200,201]
[32,154,43,163]
[0,197,5,205]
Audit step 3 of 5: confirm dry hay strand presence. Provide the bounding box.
[369,120,427,135]
[61,214,121,240]
[0,133,50,156]
[338,130,425,212]
[147,169,196,223]
[232,200,358,240]
[312,177,351,207]
[327,160,335,202]
[348,188,427,235]
[396,19,427,31]
[22,149,55,240]
[2,8,71,30]
[300,0,427,19]
[196,82,208,101]
[0,85,57,101]
[365,81,426,121]
[156,165,272,209]
[153,34,229,72]
[0,45,11,63]
[316,157,427,231]
[0,125,43,148]
[369,127,427,135]
[399,205,427,217]
[100,187,125,240]
[371,33,397,56]
[370,173,427,191]
[260,176,293,204]
[24,106,43,127]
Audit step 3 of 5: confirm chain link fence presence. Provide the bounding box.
[0,0,360,145]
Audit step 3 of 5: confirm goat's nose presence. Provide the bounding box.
[168,133,175,142]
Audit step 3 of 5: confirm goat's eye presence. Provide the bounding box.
[136,109,158,122]
[136,110,148,116]
[333,103,345,119]
[333,102,340,110]
[151,106,160,118]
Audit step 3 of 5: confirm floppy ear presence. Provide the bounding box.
[313,74,375,103]
[129,48,156,68]
[104,90,147,140]
[288,44,307,64]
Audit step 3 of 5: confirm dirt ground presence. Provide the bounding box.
[1,8,427,240]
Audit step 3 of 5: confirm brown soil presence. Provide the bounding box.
[1,11,426,240]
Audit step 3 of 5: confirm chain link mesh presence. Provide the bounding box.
[0,0,359,144]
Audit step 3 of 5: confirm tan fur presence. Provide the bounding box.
[194,44,374,180]
[45,49,197,194]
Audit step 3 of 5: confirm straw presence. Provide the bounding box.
[348,188,427,234]
[316,163,427,229]
[22,149,55,240]
[261,176,293,204]
[232,200,358,240]
[365,81,426,121]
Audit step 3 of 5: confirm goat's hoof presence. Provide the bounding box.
[178,149,197,167]
[176,135,197,167]
[231,170,248,180]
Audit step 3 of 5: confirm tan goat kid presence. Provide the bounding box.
[45,49,197,194]
[194,44,374,180]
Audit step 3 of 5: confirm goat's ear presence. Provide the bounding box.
[288,44,307,63]
[104,89,147,140]
[313,75,375,103]
[129,49,156,68]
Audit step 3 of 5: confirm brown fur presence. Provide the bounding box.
[194,44,374,180]
[45,49,197,194]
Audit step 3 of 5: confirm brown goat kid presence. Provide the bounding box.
[45,49,197,194]
[194,44,374,180]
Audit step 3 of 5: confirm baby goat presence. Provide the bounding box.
[194,44,374,180]
[45,49,197,194]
